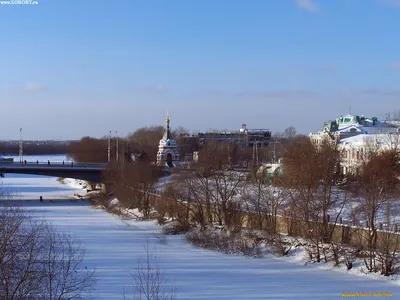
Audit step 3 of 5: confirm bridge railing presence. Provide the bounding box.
[0,161,108,169]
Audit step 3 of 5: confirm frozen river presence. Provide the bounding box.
[1,155,400,299]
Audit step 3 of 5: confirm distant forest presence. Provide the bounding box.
[0,141,75,155]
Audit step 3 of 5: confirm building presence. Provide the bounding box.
[198,124,272,148]
[177,135,201,161]
[337,133,400,174]
[309,114,400,147]
[309,113,400,174]
[156,114,180,168]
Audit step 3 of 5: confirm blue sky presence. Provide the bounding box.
[1,0,399,140]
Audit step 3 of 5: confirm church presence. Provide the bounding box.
[156,114,180,168]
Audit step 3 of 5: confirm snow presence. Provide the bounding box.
[339,133,400,147]
[1,155,400,299]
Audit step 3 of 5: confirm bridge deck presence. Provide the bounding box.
[0,161,107,182]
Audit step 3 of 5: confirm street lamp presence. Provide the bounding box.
[19,128,23,164]
[108,131,111,162]
[115,130,119,162]
[271,139,279,163]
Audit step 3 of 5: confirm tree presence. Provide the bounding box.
[67,136,108,163]
[127,126,164,163]
[164,171,211,229]
[283,126,297,139]
[125,242,176,300]
[280,138,345,262]
[350,149,400,272]
[0,203,96,299]
[242,173,287,232]
[105,162,164,219]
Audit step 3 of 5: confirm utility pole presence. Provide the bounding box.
[252,142,255,166]
[107,131,111,162]
[115,130,119,162]
[271,140,279,163]
[19,128,23,164]
[255,141,259,167]
[252,142,258,167]
[228,140,231,168]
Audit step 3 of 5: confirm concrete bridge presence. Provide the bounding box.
[0,161,107,183]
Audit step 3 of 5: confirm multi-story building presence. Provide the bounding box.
[198,124,272,148]
[337,133,400,174]
[177,124,272,160]
[309,113,400,174]
[309,114,400,147]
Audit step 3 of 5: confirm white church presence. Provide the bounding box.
[156,114,180,168]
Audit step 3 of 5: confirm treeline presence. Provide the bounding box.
[67,124,305,164]
[0,141,72,155]
[67,125,201,163]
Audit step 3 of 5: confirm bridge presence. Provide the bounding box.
[0,161,107,183]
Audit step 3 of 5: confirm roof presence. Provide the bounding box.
[162,115,174,141]
[338,133,400,147]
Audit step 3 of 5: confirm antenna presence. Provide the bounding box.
[349,105,352,115]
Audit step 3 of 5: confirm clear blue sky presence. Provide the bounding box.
[1,0,399,140]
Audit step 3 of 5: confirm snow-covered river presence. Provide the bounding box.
[1,155,400,299]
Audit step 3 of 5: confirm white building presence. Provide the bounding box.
[156,114,180,168]
[310,114,399,146]
[337,133,400,174]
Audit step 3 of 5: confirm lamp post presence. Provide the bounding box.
[115,130,119,162]
[108,131,111,162]
[271,140,279,163]
[19,128,23,164]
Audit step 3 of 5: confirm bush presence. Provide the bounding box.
[162,221,192,235]
[185,226,262,257]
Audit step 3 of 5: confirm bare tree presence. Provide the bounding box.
[212,169,246,228]
[125,242,175,300]
[242,173,287,233]
[283,126,297,139]
[376,225,400,276]
[164,171,210,229]
[350,148,400,272]
[280,138,345,262]
[0,203,96,299]
[40,226,97,300]
[67,136,108,163]
[127,126,164,162]
[106,162,164,219]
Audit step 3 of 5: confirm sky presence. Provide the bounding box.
[0,0,400,140]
